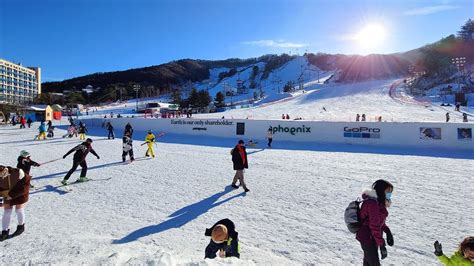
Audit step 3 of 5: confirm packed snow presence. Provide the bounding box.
[0,122,472,265]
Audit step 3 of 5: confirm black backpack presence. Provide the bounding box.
[344,199,364,234]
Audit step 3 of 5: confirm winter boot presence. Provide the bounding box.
[77,176,89,182]
[244,188,250,192]
[0,230,9,241]
[61,179,69,185]
[231,184,239,189]
[11,224,24,237]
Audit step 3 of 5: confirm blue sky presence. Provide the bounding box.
[0,0,472,81]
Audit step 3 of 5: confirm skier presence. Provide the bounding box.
[63,124,77,138]
[16,150,40,188]
[267,126,273,148]
[144,130,156,158]
[356,180,394,266]
[446,112,450,123]
[122,133,134,162]
[26,118,32,128]
[463,113,468,123]
[204,218,240,259]
[61,138,100,185]
[37,122,47,140]
[106,122,115,139]
[361,114,366,121]
[230,140,249,192]
[124,123,134,137]
[47,125,55,138]
[356,114,360,121]
[434,237,474,265]
[0,166,31,241]
[78,123,88,140]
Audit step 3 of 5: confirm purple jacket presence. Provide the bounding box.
[356,189,389,247]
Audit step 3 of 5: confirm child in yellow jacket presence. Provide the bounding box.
[434,237,474,266]
[145,130,156,158]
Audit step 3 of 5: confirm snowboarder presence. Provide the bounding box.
[78,123,88,140]
[267,126,273,148]
[204,218,240,259]
[144,130,156,158]
[122,133,134,162]
[26,118,32,128]
[0,166,31,241]
[231,140,249,192]
[106,122,115,139]
[16,150,40,188]
[356,114,360,121]
[37,122,47,140]
[434,237,474,265]
[361,114,366,121]
[463,113,468,123]
[356,179,394,266]
[124,123,134,137]
[446,112,450,123]
[61,138,100,185]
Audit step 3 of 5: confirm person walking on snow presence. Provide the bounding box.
[37,122,47,140]
[267,126,273,148]
[61,138,100,185]
[356,114,360,121]
[106,122,115,139]
[0,166,31,241]
[16,150,40,188]
[144,130,156,158]
[446,112,450,123]
[122,133,134,162]
[78,123,88,140]
[434,237,474,266]
[204,218,240,259]
[356,179,394,266]
[231,140,249,192]
[361,114,366,121]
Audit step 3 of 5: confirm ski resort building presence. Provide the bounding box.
[0,58,41,105]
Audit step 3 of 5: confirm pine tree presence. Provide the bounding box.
[215,92,225,107]
[188,88,199,107]
[458,19,474,41]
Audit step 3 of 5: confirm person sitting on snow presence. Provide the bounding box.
[204,218,240,259]
[434,237,474,265]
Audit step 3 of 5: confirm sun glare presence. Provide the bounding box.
[355,24,386,50]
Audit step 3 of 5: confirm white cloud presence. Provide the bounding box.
[242,40,308,48]
[404,5,460,16]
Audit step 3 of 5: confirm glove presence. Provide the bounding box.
[63,155,66,159]
[434,241,443,256]
[380,245,388,260]
[385,229,394,246]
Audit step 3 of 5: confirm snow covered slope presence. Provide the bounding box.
[0,125,472,265]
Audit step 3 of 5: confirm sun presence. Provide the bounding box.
[355,24,386,50]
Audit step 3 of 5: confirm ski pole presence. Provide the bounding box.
[40,157,63,165]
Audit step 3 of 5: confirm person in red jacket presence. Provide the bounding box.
[0,167,31,241]
[230,140,249,192]
[356,179,394,266]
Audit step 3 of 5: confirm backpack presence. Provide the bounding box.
[344,199,364,233]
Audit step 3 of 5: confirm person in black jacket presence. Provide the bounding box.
[17,150,40,188]
[122,133,134,162]
[26,117,33,128]
[204,218,240,259]
[231,140,249,192]
[106,122,115,139]
[61,138,99,184]
[124,123,134,137]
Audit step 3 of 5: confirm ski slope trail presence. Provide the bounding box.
[0,125,472,265]
[195,79,466,122]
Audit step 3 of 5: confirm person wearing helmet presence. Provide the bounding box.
[16,150,40,188]
[61,138,99,184]
[145,130,156,158]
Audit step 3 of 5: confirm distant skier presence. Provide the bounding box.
[144,130,156,158]
[0,166,31,241]
[356,180,394,266]
[63,124,77,138]
[16,150,40,188]
[434,237,474,265]
[61,138,100,185]
[204,218,240,259]
[281,114,285,119]
[446,112,450,123]
[106,122,115,139]
[26,118,32,128]
[124,123,134,137]
[267,126,273,148]
[356,114,360,121]
[78,123,88,140]
[285,114,290,120]
[463,113,468,123]
[230,140,249,192]
[361,114,366,121]
[37,122,47,140]
[122,133,134,162]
